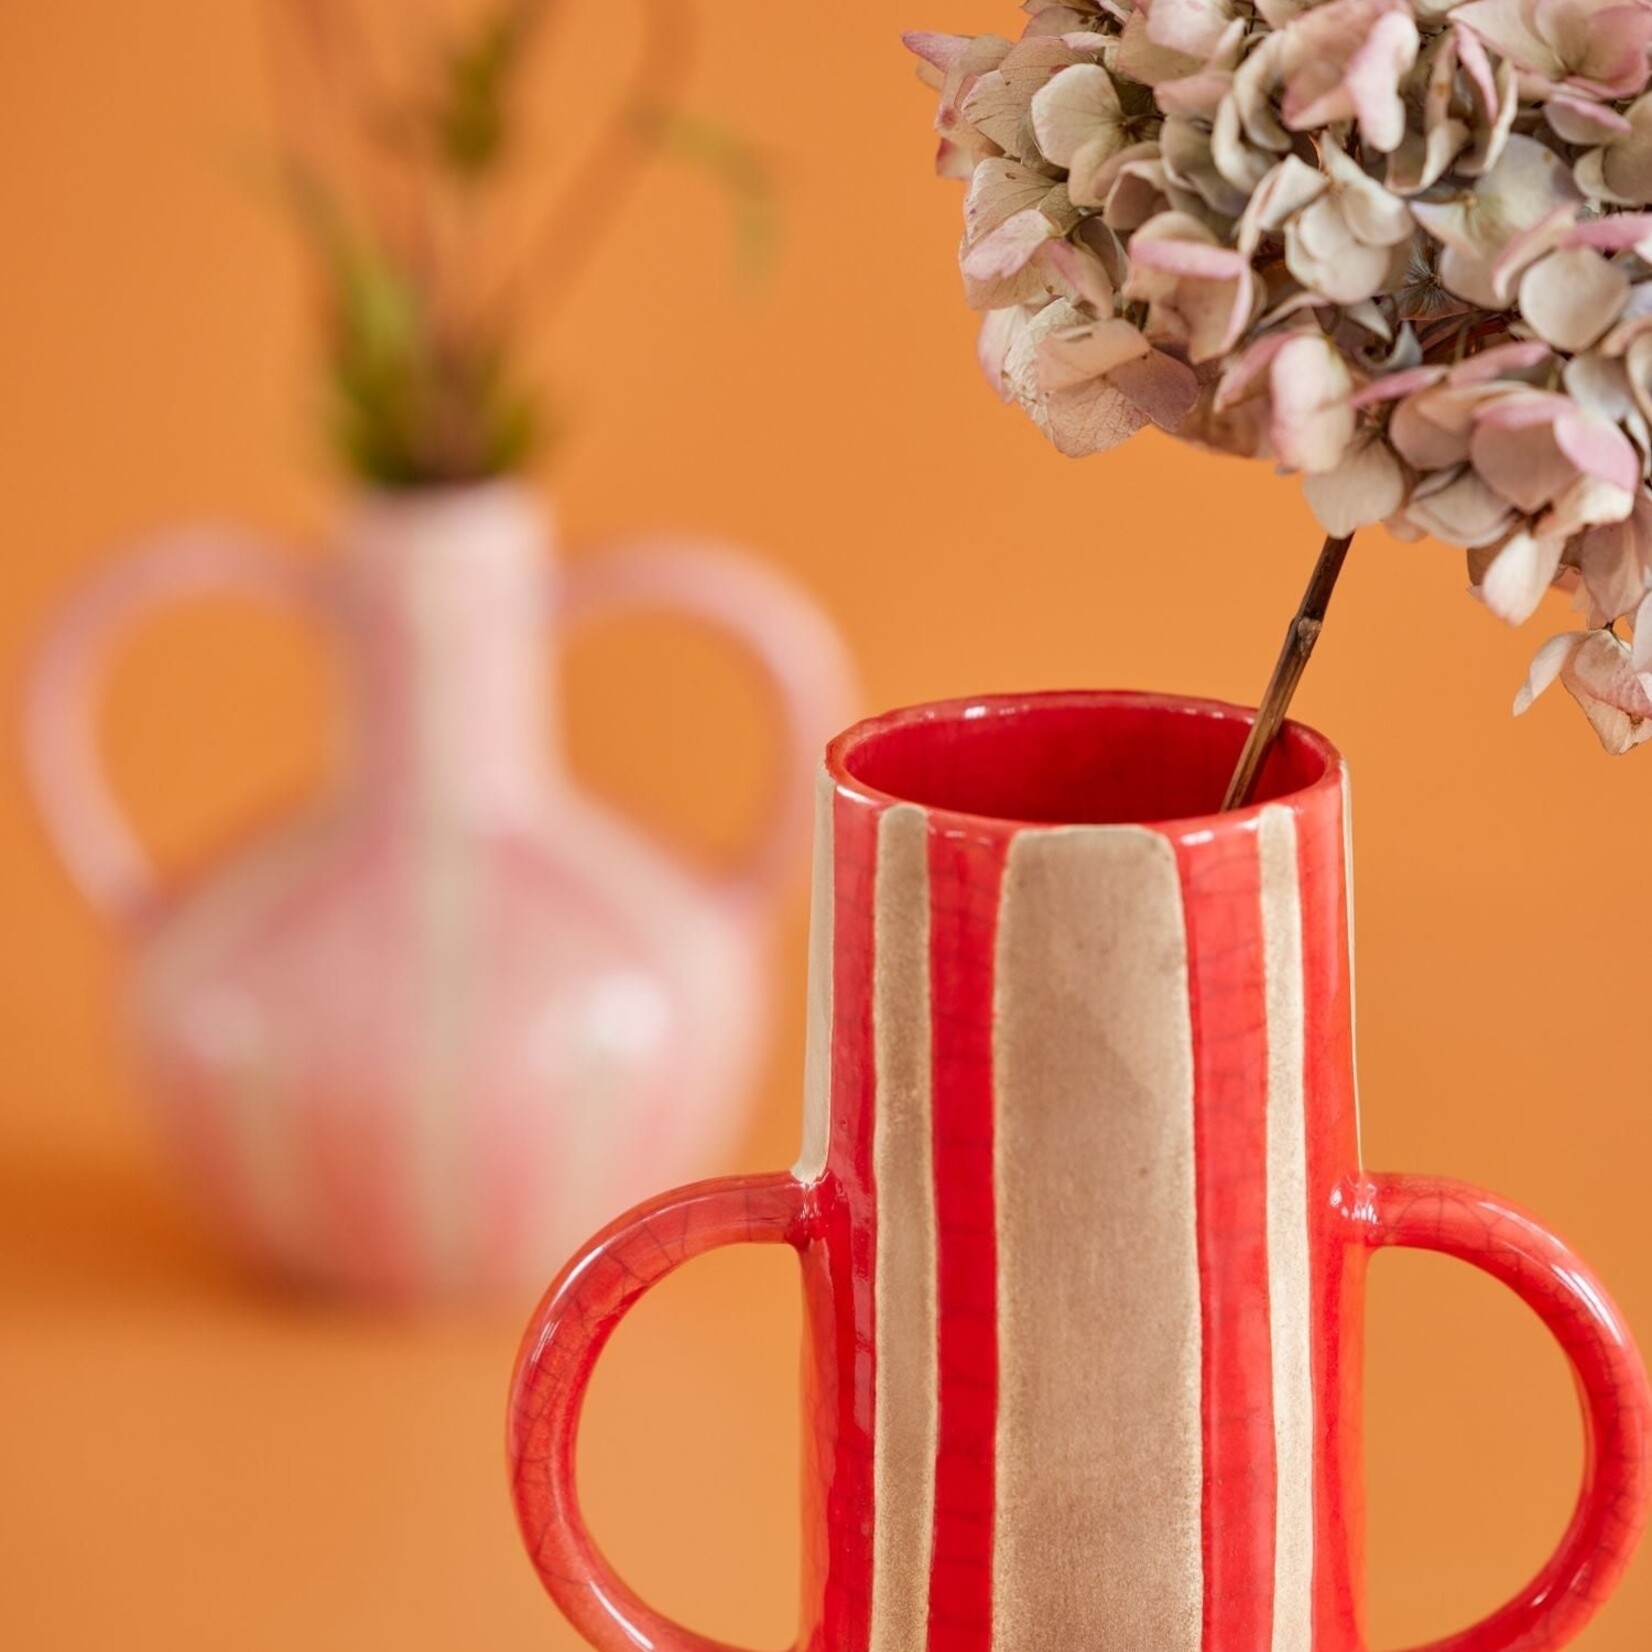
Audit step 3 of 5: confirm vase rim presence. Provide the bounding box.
[826,689,1345,836]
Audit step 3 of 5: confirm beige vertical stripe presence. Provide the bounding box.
[1261,806,1314,1652]
[993,827,1203,1652]
[869,805,938,1652]
[795,767,836,1182]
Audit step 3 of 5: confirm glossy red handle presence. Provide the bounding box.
[1362,1172,1652,1652]
[507,1172,814,1652]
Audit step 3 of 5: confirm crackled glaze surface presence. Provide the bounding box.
[508,691,1651,1652]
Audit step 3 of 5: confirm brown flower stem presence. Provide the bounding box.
[1221,529,1355,811]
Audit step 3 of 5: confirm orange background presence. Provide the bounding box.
[2,3,1650,1648]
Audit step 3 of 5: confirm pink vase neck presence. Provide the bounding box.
[341,483,559,824]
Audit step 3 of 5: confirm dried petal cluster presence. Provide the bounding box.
[908,0,1652,749]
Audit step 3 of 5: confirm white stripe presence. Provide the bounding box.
[1261,805,1314,1652]
[794,766,835,1181]
[869,805,937,1652]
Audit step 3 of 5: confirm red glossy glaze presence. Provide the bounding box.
[1176,824,1283,1651]
[923,827,1005,1652]
[508,1173,811,1652]
[1359,1175,1651,1652]
[508,691,1651,1652]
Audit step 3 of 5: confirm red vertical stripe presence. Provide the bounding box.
[811,789,882,1652]
[1175,826,1278,1652]
[925,826,1007,1652]
[1298,784,1366,1652]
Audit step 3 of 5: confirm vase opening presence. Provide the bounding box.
[831,690,1340,829]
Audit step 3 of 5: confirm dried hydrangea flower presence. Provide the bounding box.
[906,0,1652,755]
[1517,625,1652,750]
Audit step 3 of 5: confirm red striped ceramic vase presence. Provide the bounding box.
[509,690,1652,1652]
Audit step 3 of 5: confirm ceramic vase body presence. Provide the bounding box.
[26,484,853,1301]
[509,691,1651,1652]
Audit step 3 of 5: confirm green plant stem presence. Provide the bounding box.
[1222,530,1355,811]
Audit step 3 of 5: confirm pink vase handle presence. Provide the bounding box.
[23,527,328,926]
[560,537,856,909]
[1361,1172,1652,1652]
[508,1171,814,1652]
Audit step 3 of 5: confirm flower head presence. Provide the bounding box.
[909,0,1652,752]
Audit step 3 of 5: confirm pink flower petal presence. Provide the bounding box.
[962,206,1060,279]
[1108,348,1202,430]
[1518,247,1630,350]
[1470,415,1578,516]
[1035,315,1154,390]
[1128,234,1250,281]
[903,31,973,72]
[1633,587,1652,674]
[977,307,1028,401]
[1236,156,1328,257]
[1453,0,1561,77]
[1575,492,1652,622]
[962,37,1085,154]
[1448,340,1557,386]
[1279,0,1418,151]
[1349,365,1445,408]
[1535,472,1636,541]
[1558,628,1652,750]
[1031,63,1121,168]
[1546,93,1633,143]
[1406,467,1514,546]
[1302,433,1408,533]
[1567,3,1652,99]
[1487,205,1583,304]
[1214,329,1294,411]
[1554,405,1643,494]
[1270,333,1356,473]
[1451,20,1501,115]
[1145,0,1237,58]
[1115,6,1204,84]
[1480,529,1567,624]
[1041,380,1154,454]
[964,159,1055,243]
[1513,631,1584,714]
[1472,389,1572,432]
[1391,385,1496,469]
[1044,238,1117,308]
[1563,213,1652,253]
[1341,9,1421,151]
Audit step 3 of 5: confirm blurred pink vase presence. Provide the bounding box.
[24,483,855,1303]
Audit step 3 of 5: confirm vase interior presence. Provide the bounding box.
[835,691,1337,828]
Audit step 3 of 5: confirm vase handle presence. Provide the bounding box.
[1360,1172,1652,1652]
[22,527,329,927]
[560,536,856,910]
[508,1171,813,1652]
